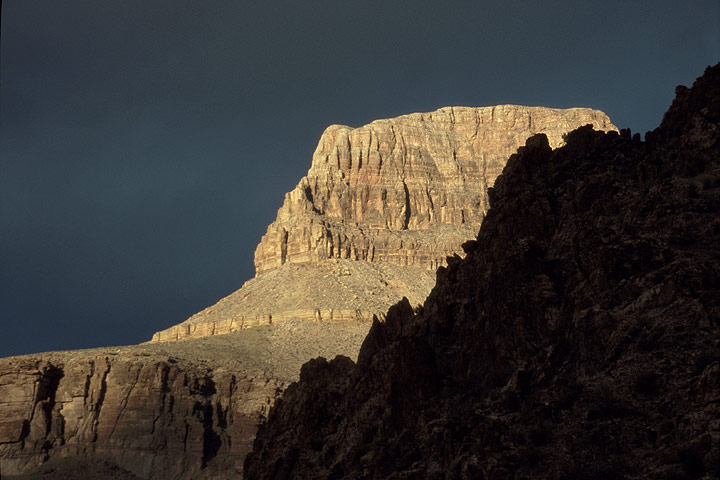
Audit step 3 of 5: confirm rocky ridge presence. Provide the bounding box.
[154,105,615,342]
[244,64,720,479]
[150,259,434,343]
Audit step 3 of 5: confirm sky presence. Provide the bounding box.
[1,1,718,357]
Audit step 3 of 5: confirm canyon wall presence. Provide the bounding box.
[1,104,617,479]
[254,105,616,274]
[0,353,258,480]
[153,105,615,343]
[0,320,370,479]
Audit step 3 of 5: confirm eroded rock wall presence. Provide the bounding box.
[0,319,370,479]
[0,354,264,479]
[152,106,615,343]
[254,106,616,274]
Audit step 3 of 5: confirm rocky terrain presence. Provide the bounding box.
[0,105,616,479]
[150,259,434,342]
[154,106,615,342]
[0,320,370,479]
[245,64,720,479]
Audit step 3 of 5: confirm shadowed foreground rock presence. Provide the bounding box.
[244,64,720,480]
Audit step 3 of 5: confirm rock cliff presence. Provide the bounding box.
[254,105,616,274]
[244,64,720,479]
[153,106,615,342]
[0,105,617,479]
[0,321,370,479]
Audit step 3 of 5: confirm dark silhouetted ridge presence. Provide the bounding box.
[244,63,720,480]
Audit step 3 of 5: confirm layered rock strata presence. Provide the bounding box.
[151,260,434,343]
[244,64,720,479]
[0,104,618,479]
[254,105,616,274]
[153,106,615,342]
[0,320,370,479]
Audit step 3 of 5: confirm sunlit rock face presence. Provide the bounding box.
[244,64,720,480]
[254,105,616,274]
[0,352,259,480]
[153,106,615,343]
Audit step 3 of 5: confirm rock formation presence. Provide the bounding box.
[0,105,617,479]
[153,106,615,342]
[255,106,616,273]
[0,320,370,479]
[244,64,720,479]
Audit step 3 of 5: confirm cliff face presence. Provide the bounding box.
[254,106,616,274]
[153,106,615,342]
[244,64,720,480]
[0,353,256,480]
[0,321,370,479]
[0,105,617,479]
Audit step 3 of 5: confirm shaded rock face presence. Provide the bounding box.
[0,355,256,480]
[244,64,720,480]
[254,106,616,274]
[0,320,370,479]
[153,106,615,343]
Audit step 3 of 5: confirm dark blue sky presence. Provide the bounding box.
[1,1,718,356]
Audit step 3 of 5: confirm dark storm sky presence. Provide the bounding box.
[1,1,718,357]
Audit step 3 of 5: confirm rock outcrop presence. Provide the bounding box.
[0,320,370,479]
[254,106,616,274]
[244,64,720,479]
[154,106,615,342]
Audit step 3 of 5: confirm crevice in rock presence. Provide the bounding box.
[83,360,95,408]
[402,180,411,230]
[37,364,64,438]
[92,360,111,441]
[18,419,30,448]
[107,365,141,440]
[194,400,222,468]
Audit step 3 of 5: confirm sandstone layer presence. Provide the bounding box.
[0,320,370,479]
[153,105,615,342]
[245,64,720,479]
[254,105,616,274]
